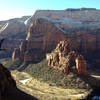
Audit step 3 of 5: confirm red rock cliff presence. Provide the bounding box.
[12,18,100,66]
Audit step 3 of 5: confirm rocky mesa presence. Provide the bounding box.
[12,8,100,67]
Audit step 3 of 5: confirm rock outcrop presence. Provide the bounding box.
[46,40,87,74]
[75,55,87,74]
[0,63,38,100]
[12,9,100,67]
[12,48,20,62]
[12,18,66,62]
[0,16,31,58]
[27,8,100,30]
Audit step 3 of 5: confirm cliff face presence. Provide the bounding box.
[0,16,31,58]
[66,32,100,60]
[12,9,100,66]
[0,63,38,100]
[27,9,100,30]
[46,40,87,74]
[0,39,22,58]
[12,18,66,62]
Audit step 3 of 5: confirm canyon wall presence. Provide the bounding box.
[0,16,30,58]
[12,9,100,66]
[46,40,87,74]
[12,18,66,62]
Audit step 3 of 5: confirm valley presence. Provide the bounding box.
[0,8,100,100]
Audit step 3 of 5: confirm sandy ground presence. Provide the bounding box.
[11,70,92,100]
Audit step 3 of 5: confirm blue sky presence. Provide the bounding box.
[0,0,100,21]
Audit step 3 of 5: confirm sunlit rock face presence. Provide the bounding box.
[12,8,100,66]
[27,8,100,31]
[46,40,87,74]
[12,18,66,62]
[75,55,87,74]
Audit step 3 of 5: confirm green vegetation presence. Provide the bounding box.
[0,58,90,89]
[12,70,91,100]
[24,59,90,89]
[0,58,22,69]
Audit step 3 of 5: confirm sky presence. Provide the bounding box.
[0,0,100,21]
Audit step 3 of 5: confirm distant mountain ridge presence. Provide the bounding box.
[0,16,31,58]
[1,8,100,35]
[0,16,31,37]
[26,8,100,32]
[0,8,100,61]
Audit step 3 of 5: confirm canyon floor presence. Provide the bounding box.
[0,58,100,100]
[11,70,91,100]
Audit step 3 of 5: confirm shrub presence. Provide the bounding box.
[24,59,90,89]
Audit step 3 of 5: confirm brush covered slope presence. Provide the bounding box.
[11,69,92,100]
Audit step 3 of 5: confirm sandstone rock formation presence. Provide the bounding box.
[12,18,65,62]
[46,40,87,74]
[12,48,20,62]
[27,8,100,30]
[0,16,30,36]
[0,63,38,100]
[12,9,100,67]
[0,16,31,58]
[75,55,87,74]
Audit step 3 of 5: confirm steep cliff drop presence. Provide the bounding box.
[12,18,66,63]
[0,63,38,100]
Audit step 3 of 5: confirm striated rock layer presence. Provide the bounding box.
[0,16,31,58]
[12,18,66,62]
[46,40,87,74]
[27,8,100,30]
[12,18,100,65]
[0,63,38,100]
[12,9,100,66]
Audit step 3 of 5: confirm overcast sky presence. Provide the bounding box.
[0,0,100,21]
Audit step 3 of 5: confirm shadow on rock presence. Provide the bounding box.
[0,63,38,100]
